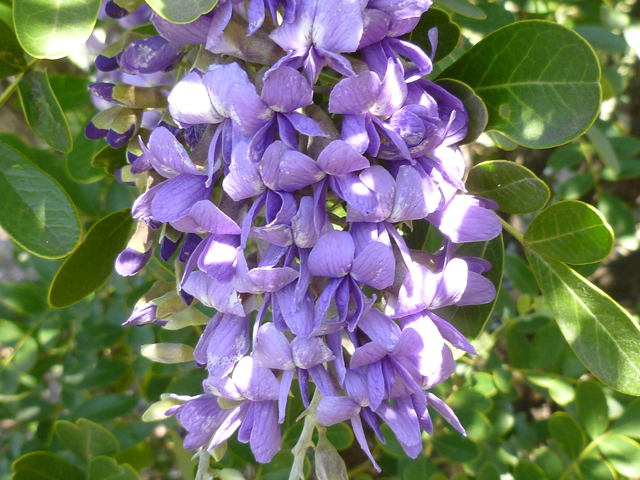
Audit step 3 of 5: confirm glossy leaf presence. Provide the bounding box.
[12,452,86,480]
[576,381,609,438]
[435,79,488,145]
[89,456,141,480]
[18,70,73,153]
[66,133,107,183]
[434,234,504,339]
[49,209,134,308]
[438,21,601,148]
[578,459,616,480]
[548,412,585,459]
[0,17,26,79]
[466,161,549,214]
[0,142,80,259]
[146,0,217,24]
[13,0,102,59]
[55,419,120,463]
[527,249,640,395]
[524,201,614,265]
[598,435,640,478]
[409,9,460,63]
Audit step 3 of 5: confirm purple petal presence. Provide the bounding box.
[206,313,250,378]
[329,71,381,115]
[247,267,299,292]
[392,328,424,357]
[259,141,324,192]
[254,323,295,370]
[393,263,438,318]
[457,271,496,306]
[351,241,395,289]
[308,230,355,278]
[279,368,295,423]
[283,111,327,138]
[205,1,233,50]
[367,362,385,411]
[151,175,209,223]
[223,143,266,201]
[209,402,250,451]
[346,166,396,223]
[426,312,477,355]
[292,196,319,248]
[372,58,407,116]
[358,307,400,351]
[233,356,281,402]
[329,174,378,216]
[115,247,152,277]
[250,401,281,463]
[291,336,335,369]
[198,235,239,282]
[152,12,211,44]
[318,396,360,426]
[358,8,391,49]
[352,415,381,471]
[172,200,241,235]
[182,271,245,316]
[146,126,202,178]
[169,72,224,127]
[376,398,422,458]
[121,37,184,75]
[432,258,468,308]
[317,140,370,175]
[350,342,389,369]
[312,0,364,53]
[426,392,465,434]
[341,114,369,154]
[262,66,313,112]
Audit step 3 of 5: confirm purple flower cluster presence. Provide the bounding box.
[90,0,503,469]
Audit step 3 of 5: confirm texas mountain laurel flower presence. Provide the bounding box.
[88,0,502,473]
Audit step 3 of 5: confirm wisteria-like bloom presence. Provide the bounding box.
[88,0,503,473]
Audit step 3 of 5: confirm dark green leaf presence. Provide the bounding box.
[456,409,491,441]
[598,435,640,477]
[62,358,128,389]
[48,76,92,112]
[487,131,517,150]
[55,419,120,463]
[611,399,640,438]
[0,142,80,258]
[326,422,353,451]
[438,21,601,148]
[13,0,102,59]
[548,412,585,459]
[434,0,486,19]
[513,460,547,480]
[449,389,492,413]
[578,458,616,480]
[530,323,564,369]
[146,0,217,24]
[92,144,128,175]
[88,456,140,480]
[49,209,133,308]
[453,3,515,36]
[466,161,549,214]
[504,253,538,296]
[0,283,48,314]
[506,327,531,368]
[17,70,73,152]
[409,9,460,63]
[602,158,640,180]
[376,424,407,457]
[534,448,563,480]
[70,394,139,423]
[434,234,503,339]
[402,457,438,480]
[12,452,86,480]
[558,172,594,200]
[476,463,501,480]
[576,381,608,438]
[66,133,107,183]
[575,26,627,54]
[610,136,640,158]
[524,201,614,265]
[431,432,480,462]
[586,124,620,174]
[597,192,636,242]
[547,144,586,172]
[0,17,25,79]
[527,249,640,395]
[112,422,155,451]
[435,79,487,144]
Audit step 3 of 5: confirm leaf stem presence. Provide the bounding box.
[500,217,524,244]
[557,433,610,480]
[0,58,41,110]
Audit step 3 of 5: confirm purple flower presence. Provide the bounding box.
[120,36,185,75]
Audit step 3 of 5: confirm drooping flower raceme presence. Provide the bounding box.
[87,0,503,472]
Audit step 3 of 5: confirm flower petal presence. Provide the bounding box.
[317,140,370,175]
[308,230,355,278]
[351,241,395,289]
[261,66,313,112]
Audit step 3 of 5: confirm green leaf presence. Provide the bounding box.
[547,144,586,172]
[0,142,81,258]
[142,398,182,422]
[524,201,614,265]
[66,133,108,183]
[49,209,134,308]
[586,124,620,174]
[610,136,640,158]
[0,17,26,79]
[145,0,217,24]
[578,458,616,480]
[435,0,486,19]
[55,419,120,463]
[487,131,518,150]
[466,161,549,214]
[438,21,601,148]
[504,253,538,296]
[449,388,492,413]
[409,9,460,63]
[513,460,547,480]
[434,234,503,339]
[476,463,501,480]
[558,172,594,200]
[453,3,515,36]
[597,192,636,243]
[92,144,128,175]
[70,394,139,423]
[89,456,141,480]
[526,249,640,395]
[431,432,480,462]
[402,457,438,480]
[140,343,194,364]
[611,399,640,438]
[456,409,491,441]
[530,323,564,369]
[12,452,86,480]
[598,435,640,477]
[576,381,609,438]
[574,26,627,54]
[548,412,586,459]
[17,70,73,153]
[13,0,101,59]
[435,79,487,145]
[326,422,353,451]
[63,358,129,389]
[48,76,92,112]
